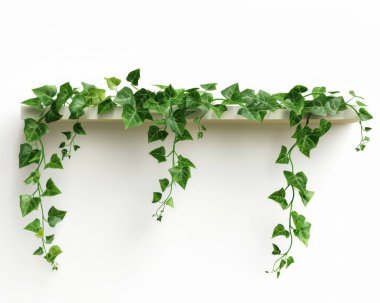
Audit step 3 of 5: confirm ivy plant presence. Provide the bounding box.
[19,69,373,275]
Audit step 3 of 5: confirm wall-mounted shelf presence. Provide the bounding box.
[21,106,359,124]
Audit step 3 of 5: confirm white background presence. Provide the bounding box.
[1,0,379,302]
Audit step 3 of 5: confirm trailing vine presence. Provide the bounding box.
[19,69,373,274]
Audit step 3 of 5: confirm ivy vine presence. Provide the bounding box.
[19,69,373,275]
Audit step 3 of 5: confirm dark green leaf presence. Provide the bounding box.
[268,188,288,209]
[98,98,116,115]
[221,83,240,101]
[175,129,193,142]
[24,218,41,233]
[32,85,57,105]
[291,211,311,246]
[169,165,191,189]
[289,111,302,127]
[286,256,294,268]
[272,243,281,255]
[24,171,40,185]
[126,69,140,86]
[47,206,67,227]
[62,131,72,140]
[166,116,185,135]
[44,153,63,169]
[272,224,290,238]
[148,125,168,143]
[19,143,41,168]
[358,108,373,121]
[159,178,169,192]
[73,122,86,135]
[24,118,48,142]
[149,146,166,163]
[33,247,44,255]
[299,189,314,206]
[56,82,73,110]
[178,155,196,168]
[45,234,55,244]
[319,119,332,136]
[275,146,289,164]
[68,94,87,119]
[42,178,62,196]
[152,192,162,203]
[165,84,177,98]
[283,171,308,191]
[122,105,144,129]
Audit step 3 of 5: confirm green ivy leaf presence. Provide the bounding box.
[221,83,240,101]
[295,126,320,157]
[32,85,57,105]
[22,98,43,109]
[126,69,140,86]
[42,178,62,196]
[114,87,134,106]
[122,105,144,129]
[178,155,196,168]
[272,243,281,255]
[24,171,41,185]
[33,247,44,255]
[152,192,162,203]
[73,122,86,135]
[24,118,48,143]
[159,178,169,192]
[149,146,166,163]
[44,106,63,123]
[257,90,279,112]
[44,245,62,263]
[19,143,41,168]
[272,224,290,238]
[68,94,87,119]
[169,165,191,189]
[291,211,311,246]
[148,125,168,143]
[165,84,177,98]
[286,256,294,268]
[105,77,121,90]
[275,146,289,164]
[283,171,308,191]
[56,82,73,110]
[289,111,302,127]
[44,153,63,169]
[311,87,326,99]
[24,218,42,234]
[62,131,72,140]
[175,129,193,142]
[268,188,288,209]
[165,116,185,136]
[319,119,332,136]
[20,195,41,217]
[358,108,373,121]
[165,197,174,208]
[47,206,67,227]
[299,189,314,206]
[45,234,55,244]
[201,83,217,91]
[211,104,227,118]
[97,98,116,115]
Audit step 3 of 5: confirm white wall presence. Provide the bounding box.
[1,0,379,302]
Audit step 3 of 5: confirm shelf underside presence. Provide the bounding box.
[21,106,359,124]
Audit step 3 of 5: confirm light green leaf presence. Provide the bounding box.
[20,195,41,217]
[44,245,62,263]
[178,155,196,168]
[114,87,134,105]
[165,116,185,135]
[286,256,294,268]
[24,218,41,233]
[299,189,314,206]
[200,83,217,91]
[42,178,62,196]
[211,104,227,118]
[44,153,63,169]
[221,83,240,101]
[22,98,43,109]
[149,146,166,163]
[105,77,121,90]
[291,211,311,246]
[32,85,57,105]
[47,206,67,227]
[165,197,174,208]
[24,171,41,185]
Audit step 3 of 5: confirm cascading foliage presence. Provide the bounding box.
[19,69,373,275]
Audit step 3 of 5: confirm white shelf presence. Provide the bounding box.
[21,106,359,124]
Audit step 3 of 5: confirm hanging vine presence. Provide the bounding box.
[19,69,373,274]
